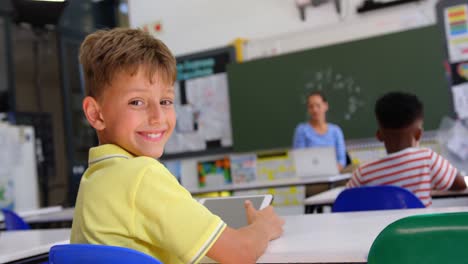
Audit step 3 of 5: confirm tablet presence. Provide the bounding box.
[199,194,273,229]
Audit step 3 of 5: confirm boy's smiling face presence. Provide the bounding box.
[84,67,176,158]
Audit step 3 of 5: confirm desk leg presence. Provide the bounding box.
[305,205,314,214]
[305,205,325,214]
[316,206,323,213]
[10,253,48,264]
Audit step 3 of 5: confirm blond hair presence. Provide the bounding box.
[79,28,176,98]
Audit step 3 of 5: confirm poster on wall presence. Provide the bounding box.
[197,157,232,188]
[230,154,257,185]
[450,61,468,85]
[444,4,468,63]
[451,82,468,119]
[164,46,235,158]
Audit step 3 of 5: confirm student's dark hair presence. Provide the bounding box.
[308,91,327,103]
[375,91,424,129]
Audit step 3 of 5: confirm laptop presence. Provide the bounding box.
[290,147,339,178]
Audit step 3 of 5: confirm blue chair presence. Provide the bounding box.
[332,186,425,213]
[1,208,31,230]
[49,244,162,264]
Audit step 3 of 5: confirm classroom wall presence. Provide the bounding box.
[128,1,458,212]
[13,27,68,206]
[0,18,7,92]
[128,0,438,57]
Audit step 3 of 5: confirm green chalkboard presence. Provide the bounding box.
[228,25,452,152]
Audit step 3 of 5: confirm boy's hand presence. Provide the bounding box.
[206,200,285,263]
[244,200,285,240]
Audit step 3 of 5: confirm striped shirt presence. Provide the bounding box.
[293,122,347,167]
[346,147,457,207]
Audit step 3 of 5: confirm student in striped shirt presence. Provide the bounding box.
[346,92,466,206]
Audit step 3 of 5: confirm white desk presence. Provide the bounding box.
[23,207,75,225]
[1,207,73,230]
[262,206,468,263]
[4,208,468,264]
[304,186,346,207]
[431,188,468,198]
[304,186,468,212]
[188,174,351,195]
[203,206,468,263]
[0,228,70,263]
[0,206,63,222]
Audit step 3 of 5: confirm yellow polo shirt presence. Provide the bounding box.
[70,144,226,264]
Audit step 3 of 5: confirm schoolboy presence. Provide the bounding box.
[70,28,284,264]
[346,91,466,206]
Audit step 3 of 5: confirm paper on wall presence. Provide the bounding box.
[444,4,468,63]
[230,154,257,184]
[197,157,232,188]
[446,121,468,161]
[175,104,195,133]
[185,73,232,142]
[166,71,233,154]
[452,83,468,119]
[164,132,206,154]
[256,153,295,182]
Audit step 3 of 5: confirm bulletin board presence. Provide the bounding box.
[163,46,236,158]
[436,0,468,119]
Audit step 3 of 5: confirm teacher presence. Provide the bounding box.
[292,91,347,169]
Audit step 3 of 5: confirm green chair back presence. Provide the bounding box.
[368,212,468,264]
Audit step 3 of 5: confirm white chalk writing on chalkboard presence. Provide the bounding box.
[300,67,365,121]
